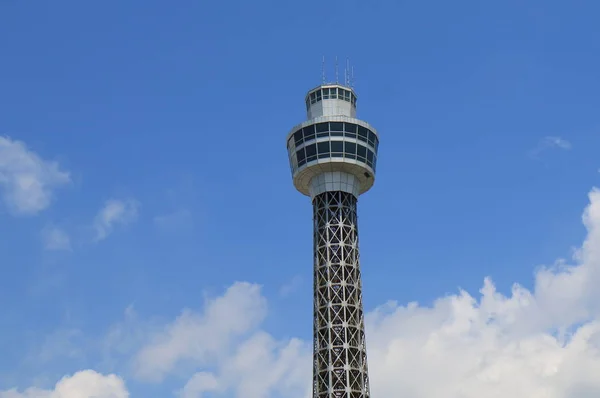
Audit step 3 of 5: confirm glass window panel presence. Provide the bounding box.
[345,141,357,156]
[323,88,330,99]
[294,129,303,145]
[316,90,322,101]
[345,123,357,133]
[372,155,377,171]
[298,158,307,167]
[367,149,374,163]
[310,92,316,101]
[316,122,329,133]
[317,141,330,154]
[303,125,315,141]
[374,137,379,152]
[297,147,306,164]
[357,144,367,159]
[366,158,373,167]
[305,143,317,158]
[331,131,343,137]
[330,122,343,132]
[367,131,376,146]
[331,141,344,153]
[357,126,368,142]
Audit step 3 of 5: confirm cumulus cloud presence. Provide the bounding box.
[93,199,139,241]
[0,370,128,398]
[132,282,268,382]
[0,136,70,215]
[6,188,600,397]
[41,226,71,251]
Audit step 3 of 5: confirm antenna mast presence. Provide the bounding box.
[322,56,326,84]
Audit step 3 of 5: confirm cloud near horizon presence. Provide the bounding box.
[4,188,600,397]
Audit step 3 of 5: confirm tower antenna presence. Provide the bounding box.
[351,65,355,88]
[345,58,349,86]
[322,56,326,84]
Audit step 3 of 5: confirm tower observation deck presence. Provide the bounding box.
[286,83,378,398]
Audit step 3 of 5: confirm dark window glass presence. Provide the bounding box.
[323,88,330,99]
[331,131,343,137]
[316,90,322,101]
[357,126,368,142]
[345,142,357,156]
[305,143,317,158]
[344,90,351,101]
[330,122,343,132]
[317,141,330,155]
[345,123,357,133]
[367,149,374,164]
[294,129,303,145]
[306,100,310,111]
[331,87,337,99]
[316,123,328,133]
[374,137,379,152]
[331,141,344,154]
[297,147,306,164]
[367,131,376,147]
[298,158,306,167]
[372,154,377,171]
[357,144,367,159]
[303,125,315,141]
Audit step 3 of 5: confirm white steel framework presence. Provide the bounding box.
[313,191,370,398]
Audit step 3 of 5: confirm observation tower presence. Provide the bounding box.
[286,79,379,398]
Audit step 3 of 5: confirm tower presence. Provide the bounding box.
[286,82,379,398]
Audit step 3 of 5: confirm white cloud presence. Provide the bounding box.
[7,188,600,397]
[132,282,268,382]
[0,136,70,215]
[530,136,572,158]
[93,199,139,241]
[0,370,128,398]
[41,226,71,251]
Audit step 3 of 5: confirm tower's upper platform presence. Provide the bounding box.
[305,84,357,120]
[287,82,379,199]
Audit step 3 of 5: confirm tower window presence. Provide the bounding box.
[305,143,317,160]
[357,126,368,143]
[357,144,367,160]
[345,142,356,157]
[330,122,343,132]
[304,125,316,141]
[294,129,304,145]
[331,140,343,155]
[297,147,306,165]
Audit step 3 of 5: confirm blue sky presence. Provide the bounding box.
[2,1,600,397]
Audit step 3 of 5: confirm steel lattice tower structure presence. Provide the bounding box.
[286,82,379,398]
